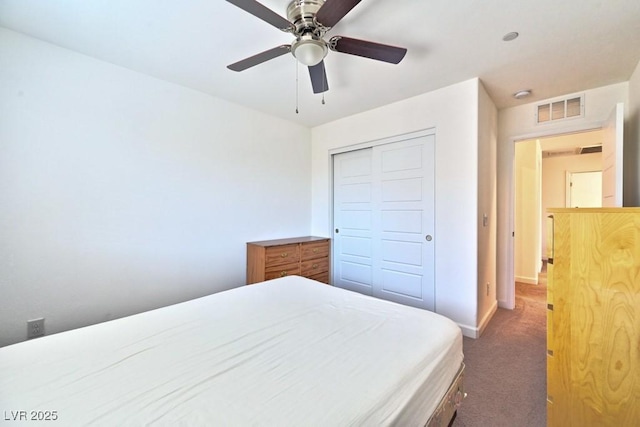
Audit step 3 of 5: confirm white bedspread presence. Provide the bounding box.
[0,276,463,426]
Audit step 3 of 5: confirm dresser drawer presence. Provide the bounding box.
[301,258,329,276]
[308,271,330,284]
[264,244,300,267]
[301,240,329,260]
[265,262,300,280]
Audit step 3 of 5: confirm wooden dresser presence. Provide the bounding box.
[246,236,330,284]
[546,208,640,426]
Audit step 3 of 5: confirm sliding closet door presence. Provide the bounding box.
[372,137,435,310]
[332,148,374,295]
[332,133,435,311]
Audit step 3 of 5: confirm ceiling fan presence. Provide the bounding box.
[226,0,407,94]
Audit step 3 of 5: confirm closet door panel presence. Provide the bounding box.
[332,148,374,295]
[332,132,435,311]
[373,135,435,310]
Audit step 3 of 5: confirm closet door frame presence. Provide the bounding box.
[329,128,436,309]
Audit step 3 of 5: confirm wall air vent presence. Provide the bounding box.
[536,95,584,125]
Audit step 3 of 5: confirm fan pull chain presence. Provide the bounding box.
[321,63,326,105]
[295,60,299,114]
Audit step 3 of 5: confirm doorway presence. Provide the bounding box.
[504,103,624,310]
[514,129,604,287]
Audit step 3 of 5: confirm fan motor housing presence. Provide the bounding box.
[287,0,326,35]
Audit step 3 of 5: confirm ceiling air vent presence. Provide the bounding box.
[536,95,584,124]
[579,145,602,155]
[542,148,579,158]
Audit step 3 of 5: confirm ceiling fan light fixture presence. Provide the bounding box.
[291,35,328,66]
[226,0,408,93]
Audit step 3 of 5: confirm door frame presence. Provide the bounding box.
[328,128,436,286]
[505,122,603,309]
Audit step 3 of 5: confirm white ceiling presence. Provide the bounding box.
[1,0,639,127]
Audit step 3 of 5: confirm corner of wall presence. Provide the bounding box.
[625,60,640,206]
[476,79,499,326]
[457,296,497,339]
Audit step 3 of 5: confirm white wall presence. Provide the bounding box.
[497,83,628,308]
[0,28,312,347]
[628,60,640,206]
[514,139,541,284]
[311,78,484,337]
[476,82,498,333]
[541,152,602,258]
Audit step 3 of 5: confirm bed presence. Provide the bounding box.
[0,276,464,426]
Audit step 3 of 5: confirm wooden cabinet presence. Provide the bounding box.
[546,208,640,426]
[246,236,330,284]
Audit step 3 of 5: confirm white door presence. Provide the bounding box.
[332,134,435,311]
[332,148,374,295]
[602,103,624,207]
[567,171,602,208]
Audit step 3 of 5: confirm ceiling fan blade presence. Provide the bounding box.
[226,0,294,32]
[227,45,291,71]
[315,0,361,28]
[329,36,407,64]
[309,61,329,94]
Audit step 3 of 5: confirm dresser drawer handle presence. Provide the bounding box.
[280,271,288,277]
[312,264,318,269]
[313,248,318,253]
[281,253,288,258]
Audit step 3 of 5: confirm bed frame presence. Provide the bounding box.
[425,363,466,427]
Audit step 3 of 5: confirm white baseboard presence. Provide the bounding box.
[457,300,498,338]
[515,275,538,285]
[477,300,498,337]
[457,323,479,338]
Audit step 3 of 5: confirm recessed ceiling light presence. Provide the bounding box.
[513,90,531,99]
[502,32,519,42]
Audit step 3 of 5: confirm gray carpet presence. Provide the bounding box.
[451,281,547,427]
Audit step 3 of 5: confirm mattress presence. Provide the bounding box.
[0,276,463,426]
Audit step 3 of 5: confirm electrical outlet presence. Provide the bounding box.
[27,318,45,339]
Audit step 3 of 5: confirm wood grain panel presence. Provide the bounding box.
[569,212,603,423]
[247,237,330,284]
[301,240,330,260]
[301,258,329,276]
[264,244,300,267]
[308,271,330,284]
[548,212,572,427]
[246,243,266,284]
[264,262,300,280]
[547,208,640,426]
